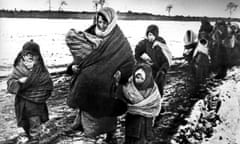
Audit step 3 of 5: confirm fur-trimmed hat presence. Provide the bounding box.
[22,39,41,56]
[146,24,159,38]
[133,63,154,90]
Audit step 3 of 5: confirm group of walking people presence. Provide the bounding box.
[65,7,171,144]
[183,18,240,84]
[7,7,171,144]
[7,6,240,144]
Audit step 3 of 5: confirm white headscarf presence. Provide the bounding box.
[95,7,117,37]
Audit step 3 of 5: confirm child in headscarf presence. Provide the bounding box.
[7,40,53,143]
[123,63,161,144]
[135,24,172,96]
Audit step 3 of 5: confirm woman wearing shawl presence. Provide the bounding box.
[66,7,135,141]
[123,63,161,144]
[135,24,172,96]
[7,40,53,142]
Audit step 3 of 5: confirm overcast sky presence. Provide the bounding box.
[0,0,240,18]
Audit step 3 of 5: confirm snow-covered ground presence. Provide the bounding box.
[0,18,201,77]
[1,18,240,144]
[172,66,240,144]
[202,67,240,144]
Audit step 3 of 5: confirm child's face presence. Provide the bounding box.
[22,53,35,70]
[147,32,156,42]
[134,68,146,84]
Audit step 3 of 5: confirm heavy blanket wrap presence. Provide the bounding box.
[65,29,103,64]
[123,79,161,118]
[67,25,134,118]
[8,59,53,103]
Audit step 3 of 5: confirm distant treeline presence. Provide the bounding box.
[0,10,239,22]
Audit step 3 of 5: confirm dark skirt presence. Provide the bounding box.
[81,111,117,138]
[125,114,153,144]
[15,95,49,127]
[153,71,166,96]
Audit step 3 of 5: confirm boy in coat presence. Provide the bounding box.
[7,40,53,143]
[135,24,172,96]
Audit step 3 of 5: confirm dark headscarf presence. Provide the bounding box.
[14,40,46,71]
[133,63,154,90]
[199,19,213,34]
[146,24,159,38]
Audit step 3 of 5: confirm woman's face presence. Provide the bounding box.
[147,32,156,42]
[97,15,108,32]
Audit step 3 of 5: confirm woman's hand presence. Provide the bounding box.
[113,70,121,86]
[72,65,80,73]
[18,77,28,83]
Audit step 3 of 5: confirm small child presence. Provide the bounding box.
[7,40,53,143]
[123,63,161,144]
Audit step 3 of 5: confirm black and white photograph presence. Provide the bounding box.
[0,0,240,143]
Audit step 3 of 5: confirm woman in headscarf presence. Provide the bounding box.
[7,40,53,143]
[66,7,135,142]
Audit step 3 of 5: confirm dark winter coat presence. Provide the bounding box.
[125,114,153,144]
[7,41,53,126]
[135,37,169,75]
[211,24,229,78]
[134,37,170,95]
[67,24,135,118]
[198,20,213,36]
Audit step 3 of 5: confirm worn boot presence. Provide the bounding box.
[106,131,117,144]
[71,110,83,131]
[22,122,30,138]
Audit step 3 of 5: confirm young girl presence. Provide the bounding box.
[7,40,53,143]
[123,63,162,144]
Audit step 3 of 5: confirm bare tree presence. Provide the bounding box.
[99,0,105,8]
[48,0,51,11]
[93,0,99,12]
[92,0,106,24]
[93,0,106,12]
[166,4,173,16]
[58,0,68,11]
[225,2,238,17]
